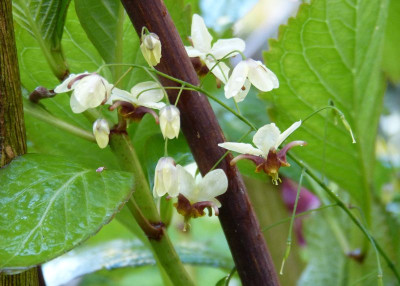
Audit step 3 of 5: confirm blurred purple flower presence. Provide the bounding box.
[281,178,320,246]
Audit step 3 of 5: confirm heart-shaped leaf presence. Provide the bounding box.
[0,154,134,269]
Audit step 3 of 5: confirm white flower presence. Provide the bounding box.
[159,105,180,139]
[153,157,179,198]
[93,119,110,149]
[185,14,245,83]
[224,59,279,102]
[140,33,162,66]
[219,121,302,157]
[55,73,113,113]
[177,166,228,207]
[108,81,165,110]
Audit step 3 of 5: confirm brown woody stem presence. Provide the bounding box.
[0,0,45,284]
[120,0,279,284]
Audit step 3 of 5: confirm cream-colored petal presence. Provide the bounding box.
[210,38,246,60]
[218,142,263,156]
[132,81,164,105]
[108,87,136,105]
[204,59,230,83]
[140,101,166,110]
[197,169,228,202]
[247,59,279,92]
[184,46,205,58]
[153,157,179,197]
[224,61,249,99]
[160,105,180,139]
[275,120,302,149]
[140,33,162,67]
[184,162,198,178]
[54,73,86,93]
[70,93,87,113]
[253,123,281,155]
[73,74,107,109]
[233,79,251,102]
[191,14,213,52]
[93,119,110,149]
[177,165,196,201]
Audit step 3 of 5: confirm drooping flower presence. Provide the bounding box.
[185,14,245,83]
[224,59,279,102]
[153,157,179,198]
[159,105,180,139]
[93,119,110,149]
[108,81,165,123]
[55,73,113,113]
[174,165,228,219]
[218,121,305,184]
[140,32,162,67]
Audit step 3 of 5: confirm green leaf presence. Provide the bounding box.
[382,0,400,83]
[74,0,123,65]
[13,0,70,79]
[74,0,126,80]
[0,154,134,269]
[299,208,347,286]
[15,2,119,169]
[263,0,389,216]
[164,0,193,43]
[43,239,233,285]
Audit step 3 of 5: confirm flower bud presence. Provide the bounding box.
[93,119,110,149]
[140,33,162,67]
[153,157,179,198]
[159,105,180,139]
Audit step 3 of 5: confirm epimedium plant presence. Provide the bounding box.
[1,0,400,285]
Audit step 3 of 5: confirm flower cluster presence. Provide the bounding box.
[185,14,279,102]
[54,29,183,149]
[52,14,306,224]
[153,159,228,220]
[219,121,306,184]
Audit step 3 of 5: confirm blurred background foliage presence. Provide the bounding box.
[9,0,400,285]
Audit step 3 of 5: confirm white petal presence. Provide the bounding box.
[73,74,107,109]
[218,142,263,156]
[246,59,279,92]
[54,73,86,93]
[224,61,249,99]
[184,162,198,177]
[132,81,164,106]
[210,38,246,60]
[197,169,228,202]
[233,79,251,102]
[253,123,281,155]
[160,105,180,139]
[205,59,230,83]
[153,157,179,197]
[191,14,212,52]
[140,101,166,110]
[275,120,302,149]
[70,94,87,113]
[108,87,136,105]
[177,165,196,201]
[93,119,110,149]
[184,46,205,58]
